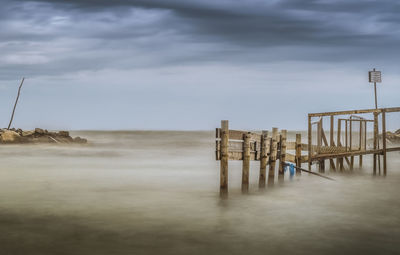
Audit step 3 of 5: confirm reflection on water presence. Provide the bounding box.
[0,131,399,255]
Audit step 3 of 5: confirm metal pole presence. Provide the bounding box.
[373,68,378,109]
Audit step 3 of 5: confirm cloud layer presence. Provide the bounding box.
[0,0,399,129]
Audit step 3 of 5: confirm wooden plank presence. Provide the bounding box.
[242,133,251,193]
[278,130,287,182]
[286,153,296,163]
[216,128,261,141]
[308,107,400,117]
[311,149,383,161]
[386,147,400,152]
[220,120,229,197]
[329,116,336,171]
[382,110,387,176]
[259,131,269,188]
[336,119,342,171]
[268,128,279,186]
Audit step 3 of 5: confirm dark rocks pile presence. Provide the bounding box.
[0,128,87,144]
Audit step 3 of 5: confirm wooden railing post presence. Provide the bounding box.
[259,130,269,188]
[278,130,287,182]
[268,128,278,186]
[295,133,302,175]
[242,132,251,193]
[308,115,312,171]
[382,110,387,176]
[220,120,229,197]
[373,113,378,175]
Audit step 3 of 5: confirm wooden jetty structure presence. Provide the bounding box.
[216,107,400,196]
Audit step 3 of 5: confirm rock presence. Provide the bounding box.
[21,130,35,137]
[0,130,21,143]
[35,128,45,135]
[58,131,70,137]
[74,137,87,143]
[396,129,400,135]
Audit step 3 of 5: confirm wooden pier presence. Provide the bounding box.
[216,107,400,196]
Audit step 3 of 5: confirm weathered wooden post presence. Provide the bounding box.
[373,113,378,175]
[308,115,312,171]
[295,133,302,175]
[278,130,287,182]
[359,120,363,168]
[317,118,325,173]
[220,120,229,197]
[259,130,269,188]
[336,119,344,171]
[382,109,387,176]
[330,116,336,171]
[350,119,354,170]
[242,132,251,193]
[268,128,278,186]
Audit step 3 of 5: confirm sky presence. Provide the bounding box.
[0,0,399,130]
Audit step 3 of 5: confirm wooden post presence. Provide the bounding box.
[220,120,229,197]
[382,110,387,176]
[278,130,287,182]
[295,133,302,175]
[259,131,269,188]
[242,133,251,193]
[350,119,354,170]
[268,128,278,186]
[359,120,363,167]
[317,118,325,173]
[330,115,336,171]
[373,113,378,175]
[308,115,312,171]
[336,119,344,171]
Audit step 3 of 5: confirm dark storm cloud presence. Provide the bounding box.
[1,0,399,79]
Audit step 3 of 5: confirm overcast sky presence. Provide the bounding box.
[0,0,399,130]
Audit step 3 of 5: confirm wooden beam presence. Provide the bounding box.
[311,149,383,161]
[308,107,400,117]
[308,115,312,170]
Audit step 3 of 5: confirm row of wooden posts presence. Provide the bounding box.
[216,120,305,196]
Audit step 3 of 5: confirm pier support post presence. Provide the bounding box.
[220,120,229,197]
[382,110,387,176]
[268,128,278,187]
[259,131,269,188]
[373,113,378,175]
[242,133,251,193]
[278,130,287,183]
[295,134,302,175]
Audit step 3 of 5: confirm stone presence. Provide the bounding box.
[58,131,70,137]
[73,137,87,143]
[0,130,21,143]
[21,130,35,137]
[35,128,45,135]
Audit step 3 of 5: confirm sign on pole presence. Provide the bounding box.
[369,70,382,83]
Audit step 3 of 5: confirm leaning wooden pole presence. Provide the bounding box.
[220,120,229,197]
[7,77,25,130]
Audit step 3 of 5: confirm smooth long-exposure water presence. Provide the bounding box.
[0,131,399,254]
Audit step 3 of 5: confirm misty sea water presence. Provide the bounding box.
[0,131,399,255]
